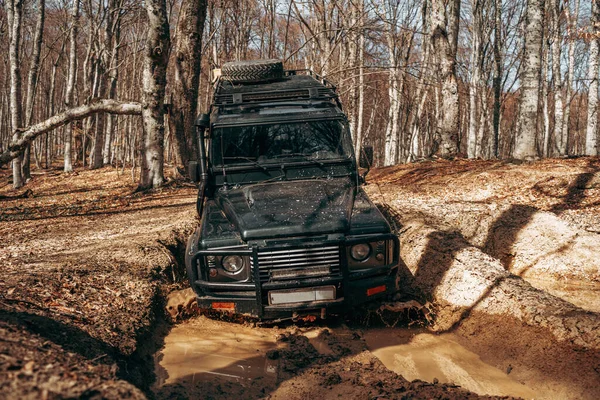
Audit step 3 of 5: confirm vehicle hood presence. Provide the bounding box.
[216,178,354,240]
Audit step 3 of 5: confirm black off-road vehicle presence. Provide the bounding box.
[186,59,399,320]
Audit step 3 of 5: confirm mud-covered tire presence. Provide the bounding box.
[221,59,284,83]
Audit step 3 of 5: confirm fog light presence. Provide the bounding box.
[209,268,218,278]
[376,253,384,261]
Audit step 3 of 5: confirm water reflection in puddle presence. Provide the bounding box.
[364,328,538,399]
[153,317,278,397]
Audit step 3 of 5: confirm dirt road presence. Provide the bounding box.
[2,159,599,399]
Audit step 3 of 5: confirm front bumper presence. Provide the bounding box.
[186,235,399,319]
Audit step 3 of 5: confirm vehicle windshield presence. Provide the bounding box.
[211,119,353,167]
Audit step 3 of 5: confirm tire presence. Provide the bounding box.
[221,59,284,83]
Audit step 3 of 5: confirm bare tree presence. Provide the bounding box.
[550,0,563,157]
[467,0,482,159]
[560,0,580,156]
[586,0,600,156]
[168,0,208,172]
[139,0,170,189]
[492,0,502,158]
[514,0,544,160]
[64,0,80,172]
[5,0,24,188]
[103,0,125,166]
[0,100,142,167]
[22,0,45,179]
[431,0,460,157]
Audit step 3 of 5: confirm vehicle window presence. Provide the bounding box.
[212,120,352,166]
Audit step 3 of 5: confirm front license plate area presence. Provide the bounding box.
[268,286,336,305]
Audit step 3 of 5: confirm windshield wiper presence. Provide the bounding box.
[223,156,268,171]
[270,153,326,168]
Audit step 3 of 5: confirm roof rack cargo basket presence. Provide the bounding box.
[213,68,339,107]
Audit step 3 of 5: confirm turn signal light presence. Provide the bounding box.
[211,302,235,311]
[367,285,386,296]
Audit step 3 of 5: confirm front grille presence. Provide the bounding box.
[251,245,341,283]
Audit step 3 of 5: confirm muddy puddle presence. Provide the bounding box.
[153,317,280,399]
[153,315,568,399]
[363,328,539,399]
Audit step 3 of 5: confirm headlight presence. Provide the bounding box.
[350,243,371,261]
[221,255,244,273]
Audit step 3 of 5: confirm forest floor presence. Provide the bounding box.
[0,158,599,399]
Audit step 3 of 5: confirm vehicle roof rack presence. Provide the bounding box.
[212,69,341,108]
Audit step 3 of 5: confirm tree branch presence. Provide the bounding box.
[0,99,142,167]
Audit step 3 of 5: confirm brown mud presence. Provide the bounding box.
[2,158,600,399]
[153,316,507,400]
[0,167,197,398]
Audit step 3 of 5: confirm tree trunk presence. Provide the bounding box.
[384,60,400,166]
[514,0,544,160]
[0,100,142,167]
[561,0,580,155]
[47,42,65,169]
[467,0,482,159]
[21,0,45,180]
[103,0,123,166]
[91,64,106,169]
[431,0,460,158]
[139,0,170,189]
[542,37,551,158]
[585,0,600,156]
[551,0,563,157]
[168,0,208,172]
[355,1,365,161]
[64,0,80,172]
[6,0,24,188]
[492,0,502,158]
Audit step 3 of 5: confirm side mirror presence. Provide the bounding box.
[195,113,210,130]
[359,145,373,169]
[189,161,200,182]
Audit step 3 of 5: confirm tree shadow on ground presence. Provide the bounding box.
[0,297,169,394]
[482,204,538,269]
[0,307,116,363]
[482,158,599,271]
[0,197,196,222]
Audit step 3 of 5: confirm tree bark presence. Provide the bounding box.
[585,0,600,156]
[384,51,400,165]
[22,0,45,180]
[168,0,208,172]
[91,64,106,169]
[64,0,80,172]
[514,0,544,160]
[6,0,24,188]
[542,37,551,158]
[492,0,502,158]
[103,0,124,166]
[430,0,460,158]
[467,0,482,159]
[139,0,170,189]
[551,0,563,157]
[0,100,142,167]
[561,0,580,155]
[355,0,365,161]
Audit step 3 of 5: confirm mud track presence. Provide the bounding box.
[1,159,599,399]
